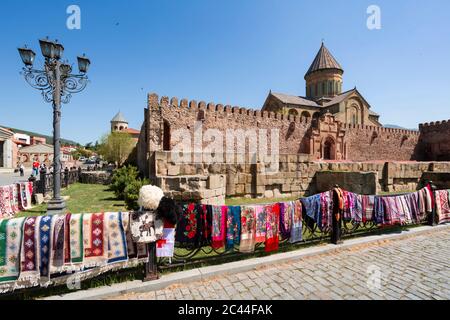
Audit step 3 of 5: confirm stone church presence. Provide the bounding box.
[110,111,140,141]
[262,43,381,127]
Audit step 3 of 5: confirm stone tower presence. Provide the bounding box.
[111,111,128,132]
[304,42,344,101]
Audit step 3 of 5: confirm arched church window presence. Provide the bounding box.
[312,112,320,127]
[348,104,359,124]
[300,111,311,123]
[289,109,299,117]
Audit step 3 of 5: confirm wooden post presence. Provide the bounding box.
[143,242,159,281]
[331,185,343,245]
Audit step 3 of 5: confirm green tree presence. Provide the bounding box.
[98,132,135,167]
[71,147,95,160]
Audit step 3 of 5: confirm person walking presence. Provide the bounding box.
[32,159,40,177]
[19,163,24,177]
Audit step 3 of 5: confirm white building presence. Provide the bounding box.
[0,127,15,169]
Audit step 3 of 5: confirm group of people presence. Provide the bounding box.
[16,159,49,178]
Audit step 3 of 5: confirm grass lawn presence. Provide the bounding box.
[18,183,127,217]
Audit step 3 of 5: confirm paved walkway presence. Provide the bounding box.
[110,228,450,300]
[0,170,34,186]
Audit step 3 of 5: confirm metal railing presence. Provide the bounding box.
[149,182,439,278]
[158,216,331,271]
[33,167,82,196]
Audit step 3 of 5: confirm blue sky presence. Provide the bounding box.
[0,0,449,144]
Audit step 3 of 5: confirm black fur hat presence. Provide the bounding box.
[156,196,180,225]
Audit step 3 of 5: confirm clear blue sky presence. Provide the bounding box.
[0,0,449,144]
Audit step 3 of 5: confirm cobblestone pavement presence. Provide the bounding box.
[111,228,450,300]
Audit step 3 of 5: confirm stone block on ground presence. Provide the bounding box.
[34,193,44,205]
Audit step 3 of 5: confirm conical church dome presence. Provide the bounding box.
[305,43,344,99]
[305,43,343,78]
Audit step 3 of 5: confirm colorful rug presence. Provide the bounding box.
[107,212,128,264]
[408,192,421,223]
[425,185,433,213]
[0,186,14,217]
[354,194,363,223]
[408,192,419,223]
[239,206,256,253]
[124,211,137,260]
[0,217,25,284]
[37,215,53,283]
[397,195,413,224]
[301,194,321,229]
[383,197,404,225]
[436,190,450,224]
[156,228,175,258]
[50,215,66,273]
[27,182,33,197]
[211,205,227,249]
[342,190,351,221]
[6,186,15,216]
[226,206,241,250]
[122,212,147,262]
[254,205,267,243]
[0,187,7,217]
[130,210,164,244]
[69,213,84,267]
[200,205,212,245]
[362,195,375,223]
[373,196,383,224]
[18,183,32,211]
[279,202,291,239]
[83,213,108,267]
[289,200,303,243]
[320,191,334,229]
[265,203,280,253]
[64,214,71,264]
[175,204,200,245]
[19,216,40,285]
[11,184,20,213]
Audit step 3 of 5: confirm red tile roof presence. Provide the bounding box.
[125,128,140,135]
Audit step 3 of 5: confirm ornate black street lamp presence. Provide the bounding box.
[18,38,90,214]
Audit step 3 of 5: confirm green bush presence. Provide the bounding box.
[110,165,140,199]
[124,178,150,210]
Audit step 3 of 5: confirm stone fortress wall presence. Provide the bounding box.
[341,123,420,162]
[136,93,450,204]
[418,120,450,161]
[141,94,420,159]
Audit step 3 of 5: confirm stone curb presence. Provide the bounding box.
[43,224,449,300]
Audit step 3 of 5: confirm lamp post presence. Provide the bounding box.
[18,38,90,214]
